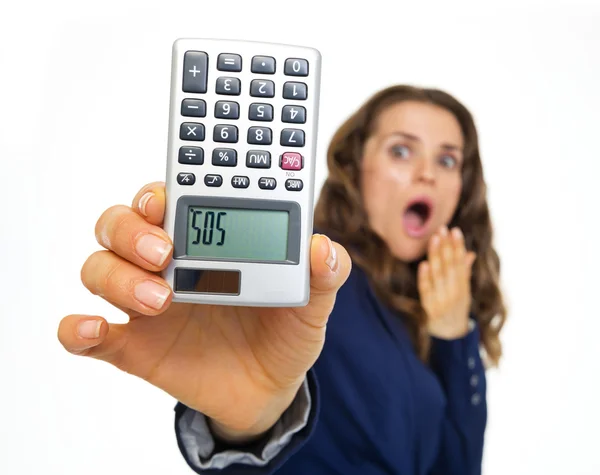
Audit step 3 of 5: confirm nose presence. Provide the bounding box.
[414,157,435,184]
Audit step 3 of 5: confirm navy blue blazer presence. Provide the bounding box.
[175,262,487,474]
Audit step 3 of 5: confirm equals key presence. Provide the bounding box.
[178,146,204,165]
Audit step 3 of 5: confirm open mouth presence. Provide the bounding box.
[403,196,434,238]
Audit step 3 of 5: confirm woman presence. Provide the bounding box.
[58,85,506,474]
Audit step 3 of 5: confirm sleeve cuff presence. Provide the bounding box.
[429,317,486,411]
[173,374,313,472]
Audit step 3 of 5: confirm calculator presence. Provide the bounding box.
[161,38,322,307]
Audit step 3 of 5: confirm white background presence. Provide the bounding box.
[1,0,599,474]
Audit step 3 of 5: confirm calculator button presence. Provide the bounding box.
[181,99,206,117]
[214,125,238,143]
[250,79,275,98]
[280,152,303,170]
[284,58,309,76]
[285,179,304,191]
[216,77,241,95]
[178,146,204,165]
[182,51,208,93]
[280,128,305,147]
[232,176,250,188]
[180,122,205,141]
[217,53,242,72]
[282,105,306,124]
[258,177,277,190]
[246,150,271,168]
[249,103,273,121]
[248,126,272,145]
[177,172,196,185]
[283,82,307,100]
[212,148,237,166]
[204,174,223,187]
[215,101,240,119]
[251,56,276,74]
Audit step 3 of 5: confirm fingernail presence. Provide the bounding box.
[136,234,172,266]
[431,235,440,247]
[134,281,171,310]
[439,226,448,236]
[138,192,155,216]
[323,235,338,272]
[77,320,102,339]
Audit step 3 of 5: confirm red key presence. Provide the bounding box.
[280,152,303,170]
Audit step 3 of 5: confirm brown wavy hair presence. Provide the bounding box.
[314,84,507,367]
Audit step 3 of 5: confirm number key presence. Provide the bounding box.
[214,124,238,143]
[249,103,273,121]
[283,82,307,100]
[216,77,241,95]
[248,127,272,145]
[284,58,309,76]
[250,80,275,98]
[281,128,304,147]
[215,101,240,119]
[282,105,306,123]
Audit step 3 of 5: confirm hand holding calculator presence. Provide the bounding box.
[59,39,351,444]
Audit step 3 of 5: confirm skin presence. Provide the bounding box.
[360,100,476,338]
[57,101,476,445]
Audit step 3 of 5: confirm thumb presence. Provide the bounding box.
[57,315,128,366]
[291,234,352,328]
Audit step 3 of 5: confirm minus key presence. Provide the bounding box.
[181,99,206,117]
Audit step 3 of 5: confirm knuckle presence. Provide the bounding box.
[81,250,110,294]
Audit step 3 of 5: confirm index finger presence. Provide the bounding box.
[131,181,166,226]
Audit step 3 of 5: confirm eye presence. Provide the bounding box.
[390,144,411,159]
[439,154,458,168]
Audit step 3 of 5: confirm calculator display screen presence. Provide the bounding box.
[185,206,289,261]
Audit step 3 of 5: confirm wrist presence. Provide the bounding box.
[208,380,304,445]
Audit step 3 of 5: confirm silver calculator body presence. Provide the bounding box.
[162,38,322,307]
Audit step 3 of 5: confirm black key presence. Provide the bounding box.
[282,105,306,123]
[284,58,309,76]
[283,82,307,100]
[258,177,277,190]
[214,124,238,143]
[216,77,241,95]
[231,176,250,188]
[248,126,272,145]
[246,150,271,168]
[280,128,304,147]
[217,53,242,72]
[250,79,275,98]
[180,122,205,141]
[181,99,206,117]
[178,146,204,165]
[285,178,304,191]
[177,172,196,185]
[249,103,273,121]
[212,148,237,166]
[182,51,208,93]
[251,56,275,74]
[204,174,223,187]
[214,101,240,119]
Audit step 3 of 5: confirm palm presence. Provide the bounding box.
[114,301,325,427]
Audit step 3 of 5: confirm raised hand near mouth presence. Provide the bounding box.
[417,225,476,339]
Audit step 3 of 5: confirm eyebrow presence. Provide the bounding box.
[387,131,463,153]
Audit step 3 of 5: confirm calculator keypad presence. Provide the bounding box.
[177,49,311,192]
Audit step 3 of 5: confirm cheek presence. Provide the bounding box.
[439,176,463,216]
